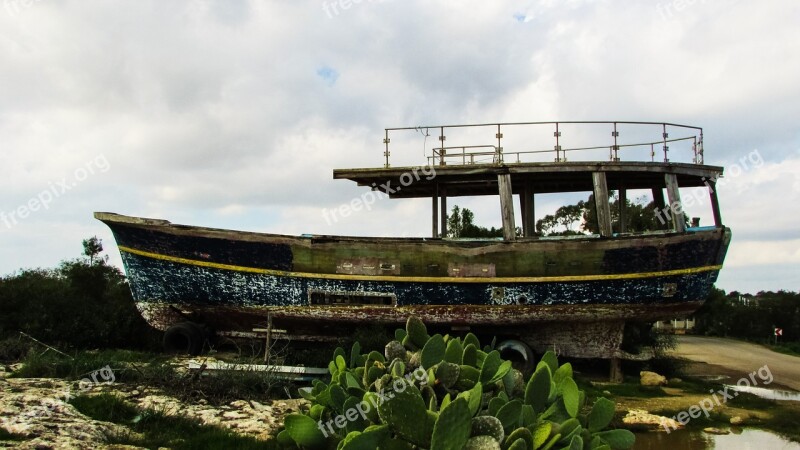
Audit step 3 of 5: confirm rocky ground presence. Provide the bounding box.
[0,363,306,449]
[2,347,798,449]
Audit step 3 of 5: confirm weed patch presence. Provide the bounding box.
[11,350,289,405]
[70,394,276,449]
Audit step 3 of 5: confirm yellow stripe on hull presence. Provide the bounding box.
[118,245,722,284]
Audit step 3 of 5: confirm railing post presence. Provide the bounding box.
[554,122,563,162]
[383,129,390,168]
[438,127,446,166]
[697,130,704,164]
[611,122,620,161]
[662,123,669,163]
[496,124,503,164]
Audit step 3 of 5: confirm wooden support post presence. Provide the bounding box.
[708,180,722,227]
[440,187,448,238]
[521,182,535,237]
[264,313,273,363]
[609,357,623,383]
[497,174,516,241]
[432,184,439,238]
[619,187,627,233]
[652,187,667,229]
[664,173,686,232]
[592,172,613,237]
[652,187,666,210]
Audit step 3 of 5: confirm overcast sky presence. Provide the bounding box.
[1,0,798,294]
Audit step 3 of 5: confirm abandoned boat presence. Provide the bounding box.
[96,121,730,364]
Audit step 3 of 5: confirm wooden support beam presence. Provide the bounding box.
[609,357,623,383]
[592,172,613,237]
[440,187,448,238]
[665,173,686,232]
[652,187,666,210]
[521,182,535,237]
[263,313,273,363]
[497,174,516,241]
[652,187,667,230]
[431,184,439,238]
[619,187,627,233]
[708,181,722,227]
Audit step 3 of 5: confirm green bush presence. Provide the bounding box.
[694,288,800,344]
[0,336,32,362]
[0,238,161,353]
[277,317,635,450]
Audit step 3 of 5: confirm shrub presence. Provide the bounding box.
[0,336,32,362]
[0,238,161,352]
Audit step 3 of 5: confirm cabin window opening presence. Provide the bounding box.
[308,289,396,306]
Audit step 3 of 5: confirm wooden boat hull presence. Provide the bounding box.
[96,213,730,352]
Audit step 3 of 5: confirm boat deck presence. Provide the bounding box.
[334,161,723,198]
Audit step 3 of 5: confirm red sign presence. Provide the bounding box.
[775,328,783,336]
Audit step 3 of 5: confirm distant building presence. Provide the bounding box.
[654,317,696,334]
[728,292,758,307]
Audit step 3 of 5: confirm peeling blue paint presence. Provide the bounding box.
[122,251,717,309]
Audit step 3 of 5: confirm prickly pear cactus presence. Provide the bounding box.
[385,340,406,363]
[276,316,635,450]
[435,361,460,388]
[406,316,430,349]
[464,435,501,450]
[471,415,505,443]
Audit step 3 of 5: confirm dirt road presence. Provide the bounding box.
[670,335,800,391]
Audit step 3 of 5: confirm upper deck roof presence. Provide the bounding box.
[333,121,722,198]
[334,161,723,198]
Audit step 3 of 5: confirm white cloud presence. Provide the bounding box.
[1,0,799,295]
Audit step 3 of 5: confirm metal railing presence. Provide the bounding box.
[382,121,704,168]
